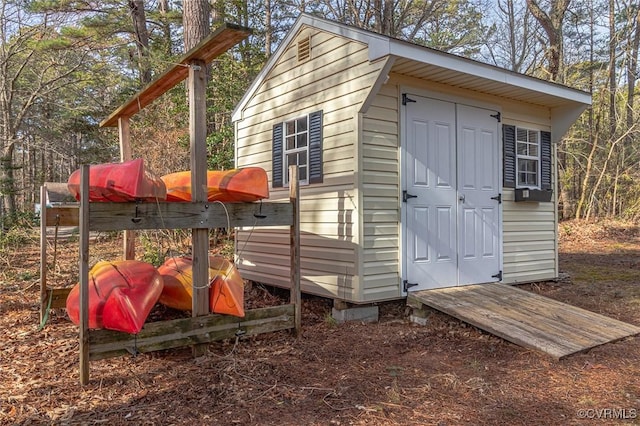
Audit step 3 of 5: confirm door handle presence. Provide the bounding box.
[459,194,465,203]
[403,190,418,202]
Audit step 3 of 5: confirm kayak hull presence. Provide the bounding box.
[157,256,245,317]
[161,168,268,202]
[66,260,164,334]
[68,158,167,202]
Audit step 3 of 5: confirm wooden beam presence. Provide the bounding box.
[87,201,292,231]
[79,166,90,385]
[45,206,79,227]
[100,24,251,128]
[289,166,301,335]
[88,305,295,360]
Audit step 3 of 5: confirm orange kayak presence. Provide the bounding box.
[157,255,245,317]
[66,260,164,334]
[68,158,167,202]
[161,167,268,202]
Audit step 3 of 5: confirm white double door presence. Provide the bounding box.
[403,95,501,291]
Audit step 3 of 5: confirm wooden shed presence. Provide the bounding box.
[232,14,591,306]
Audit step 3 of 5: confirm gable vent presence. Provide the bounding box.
[297,36,311,62]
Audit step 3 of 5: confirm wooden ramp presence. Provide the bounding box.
[407,283,640,360]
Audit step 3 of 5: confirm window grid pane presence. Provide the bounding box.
[283,115,310,185]
[516,127,541,188]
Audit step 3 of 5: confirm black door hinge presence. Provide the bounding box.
[403,280,419,292]
[490,112,501,122]
[491,270,502,281]
[403,190,418,202]
[402,93,416,106]
[491,193,502,204]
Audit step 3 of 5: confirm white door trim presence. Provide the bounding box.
[400,88,503,293]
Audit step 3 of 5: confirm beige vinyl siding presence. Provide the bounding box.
[360,84,402,301]
[501,189,558,283]
[235,26,386,301]
[501,114,558,284]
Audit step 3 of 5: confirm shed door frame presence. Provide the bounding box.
[400,87,504,293]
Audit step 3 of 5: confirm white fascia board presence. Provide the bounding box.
[382,41,592,107]
[551,104,590,142]
[360,56,397,114]
[302,15,390,50]
[233,13,591,122]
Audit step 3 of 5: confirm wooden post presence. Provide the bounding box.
[189,59,209,355]
[118,116,132,161]
[118,116,135,260]
[79,165,90,385]
[289,166,301,335]
[39,185,47,324]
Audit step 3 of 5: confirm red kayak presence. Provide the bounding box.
[66,260,164,334]
[161,167,268,202]
[67,158,167,202]
[157,255,245,317]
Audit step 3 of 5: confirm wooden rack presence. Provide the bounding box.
[76,165,300,385]
[36,22,303,385]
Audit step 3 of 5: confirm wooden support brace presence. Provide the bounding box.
[189,58,209,356]
[79,165,90,385]
[39,186,48,324]
[118,116,135,260]
[289,166,301,335]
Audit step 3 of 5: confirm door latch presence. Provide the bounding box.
[403,190,418,202]
[491,193,502,204]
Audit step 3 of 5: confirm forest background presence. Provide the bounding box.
[0,0,637,228]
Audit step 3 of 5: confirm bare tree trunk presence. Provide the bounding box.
[129,0,151,84]
[20,140,26,209]
[585,129,632,219]
[158,0,173,56]
[506,0,519,71]
[612,162,620,217]
[575,133,599,219]
[626,8,639,132]
[184,0,211,51]
[265,0,272,57]
[526,0,570,82]
[559,170,573,218]
[1,141,16,216]
[608,0,616,138]
[382,0,393,35]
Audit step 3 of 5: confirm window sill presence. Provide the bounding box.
[514,188,553,202]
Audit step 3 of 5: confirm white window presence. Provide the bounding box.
[272,110,322,188]
[283,115,309,185]
[516,127,540,188]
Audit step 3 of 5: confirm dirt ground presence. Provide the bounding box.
[1,220,640,425]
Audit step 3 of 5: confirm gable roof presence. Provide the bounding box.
[232,14,590,138]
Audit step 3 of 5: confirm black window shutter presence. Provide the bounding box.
[503,124,516,188]
[309,110,323,184]
[540,130,552,190]
[272,122,283,188]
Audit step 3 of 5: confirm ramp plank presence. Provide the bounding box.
[408,283,640,360]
